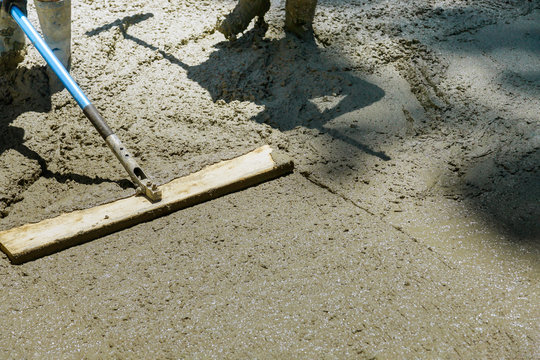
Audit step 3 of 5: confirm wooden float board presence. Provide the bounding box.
[0,146,293,264]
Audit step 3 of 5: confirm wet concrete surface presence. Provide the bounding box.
[0,0,538,358]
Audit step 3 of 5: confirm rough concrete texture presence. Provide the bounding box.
[0,0,538,358]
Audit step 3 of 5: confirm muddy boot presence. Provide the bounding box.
[35,0,70,91]
[285,0,317,39]
[217,0,270,40]
[0,1,27,73]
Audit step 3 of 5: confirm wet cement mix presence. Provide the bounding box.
[1,0,539,358]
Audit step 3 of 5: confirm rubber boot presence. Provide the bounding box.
[35,0,70,90]
[285,0,317,39]
[0,1,27,73]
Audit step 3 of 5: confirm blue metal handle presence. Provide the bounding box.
[10,5,91,109]
[8,4,163,202]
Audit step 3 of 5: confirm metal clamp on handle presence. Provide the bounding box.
[105,134,162,202]
[84,104,162,202]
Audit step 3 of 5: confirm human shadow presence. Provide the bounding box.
[188,31,389,160]
[87,14,389,161]
[0,66,131,192]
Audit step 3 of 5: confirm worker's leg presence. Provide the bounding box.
[34,0,70,90]
[285,0,317,38]
[34,0,70,68]
[0,0,27,73]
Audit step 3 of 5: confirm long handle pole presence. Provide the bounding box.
[10,5,161,202]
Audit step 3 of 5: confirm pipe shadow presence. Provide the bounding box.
[85,12,155,37]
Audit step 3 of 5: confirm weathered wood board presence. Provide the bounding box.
[0,146,293,264]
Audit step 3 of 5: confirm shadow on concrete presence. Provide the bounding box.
[416,5,540,242]
[459,149,540,242]
[86,13,389,161]
[498,70,540,97]
[306,1,540,242]
[84,12,154,37]
[0,66,132,189]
